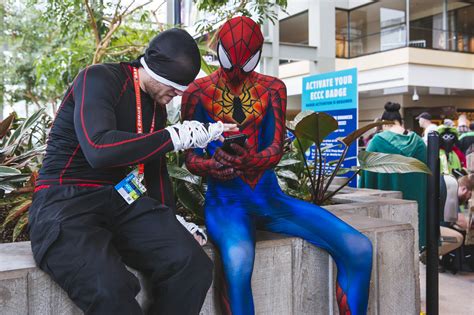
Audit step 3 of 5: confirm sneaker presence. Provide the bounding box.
[419,251,427,265]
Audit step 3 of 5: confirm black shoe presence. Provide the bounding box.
[420,250,427,265]
[438,264,446,273]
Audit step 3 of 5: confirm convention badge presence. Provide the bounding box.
[114,168,147,204]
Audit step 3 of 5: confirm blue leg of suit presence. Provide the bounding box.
[205,171,372,315]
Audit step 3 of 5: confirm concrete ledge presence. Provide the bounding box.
[0,212,417,315]
[328,186,421,315]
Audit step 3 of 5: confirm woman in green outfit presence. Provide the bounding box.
[359,102,427,251]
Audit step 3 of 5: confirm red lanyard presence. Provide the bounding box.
[133,67,156,176]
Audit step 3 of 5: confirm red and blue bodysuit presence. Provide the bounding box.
[182,16,373,315]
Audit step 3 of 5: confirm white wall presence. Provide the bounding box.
[279,0,308,19]
[334,0,374,10]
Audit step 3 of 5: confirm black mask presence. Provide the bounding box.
[440,132,457,154]
[133,28,201,87]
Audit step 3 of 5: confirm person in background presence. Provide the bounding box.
[359,102,427,251]
[421,174,473,271]
[444,118,455,128]
[438,125,466,176]
[358,136,366,148]
[459,122,474,156]
[457,113,470,135]
[364,117,382,146]
[438,175,474,272]
[416,112,437,144]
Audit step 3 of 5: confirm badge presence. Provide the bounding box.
[115,169,147,204]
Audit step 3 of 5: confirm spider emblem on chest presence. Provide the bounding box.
[207,83,268,125]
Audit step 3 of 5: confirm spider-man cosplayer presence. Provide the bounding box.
[182,17,373,315]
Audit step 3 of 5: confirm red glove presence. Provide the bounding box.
[206,156,242,181]
[214,142,251,170]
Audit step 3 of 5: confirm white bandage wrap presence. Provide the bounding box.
[176,215,208,244]
[140,57,188,91]
[165,120,224,151]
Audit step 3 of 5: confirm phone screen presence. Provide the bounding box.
[222,134,247,154]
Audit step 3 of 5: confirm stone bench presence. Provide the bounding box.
[0,213,418,314]
[329,187,422,308]
[330,189,419,250]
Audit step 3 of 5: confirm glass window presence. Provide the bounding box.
[410,0,446,50]
[349,0,406,57]
[336,10,349,58]
[279,11,308,44]
[448,3,474,53]
[380,7,406,51]
[410,0,473,53]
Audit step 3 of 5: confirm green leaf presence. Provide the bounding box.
[277,158,301,167]
[286,111,313,131]
[0,113,16,140]
[358,151,432,174]
[341,120,393,146]
[2,199,31,228]
[293,137,314,158]
[321,142,343,152]
[0,184,16,192]
[0,194,31,207]
[335,167,359,176]
[168,165,201,185]
[5,108,46,147]
[0,174,31,184]
[277,176,288,191]
[12,212,29,241]
[7,144,47,163]
[286,187,311,201]
[292,112,338,145]
[176,181,205,217]
[276,169,299,182]
[0,166,22,177]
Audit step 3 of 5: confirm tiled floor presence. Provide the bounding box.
[420,263,474,314]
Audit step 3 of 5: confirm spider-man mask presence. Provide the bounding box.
[217,16,264,86]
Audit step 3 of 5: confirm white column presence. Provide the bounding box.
[308,0,336,74]
[406,0,410,45]
[263,6,280,77]
[166,0,174,25]
[442,0,448,50]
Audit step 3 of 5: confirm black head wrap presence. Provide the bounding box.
[139,28,201,91]
[381,102,402,124]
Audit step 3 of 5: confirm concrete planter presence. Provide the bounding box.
[0,188,419,315]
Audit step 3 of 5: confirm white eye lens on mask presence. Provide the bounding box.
[242,50,261,73]
[442,134,455,141]
[217,42,232,70]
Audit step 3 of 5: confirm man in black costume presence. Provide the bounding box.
[29,29,236,315]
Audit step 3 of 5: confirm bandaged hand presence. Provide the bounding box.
[166,121,237,152]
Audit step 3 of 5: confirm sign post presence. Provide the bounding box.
[301,68,358,187]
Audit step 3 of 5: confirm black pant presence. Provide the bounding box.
[29,185,213,315]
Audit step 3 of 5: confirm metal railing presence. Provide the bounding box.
[336,25,474,58]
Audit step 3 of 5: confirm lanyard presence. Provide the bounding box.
[133,67,156,176]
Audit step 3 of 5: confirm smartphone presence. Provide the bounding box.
[222,134,247,155]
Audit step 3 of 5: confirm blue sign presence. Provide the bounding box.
[301,68,358,187]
